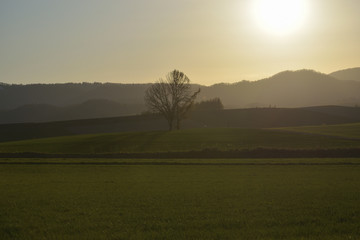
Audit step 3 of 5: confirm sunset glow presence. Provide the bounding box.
[251,0,310,35]
[0,0,359,84]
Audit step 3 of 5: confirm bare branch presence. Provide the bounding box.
[144,70,200,130]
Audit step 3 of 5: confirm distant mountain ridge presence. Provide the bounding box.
[0,99,145,124]
[201,69,360,108]
[0,82,150,109]
[330,67,360,81]
[1,68,360,123]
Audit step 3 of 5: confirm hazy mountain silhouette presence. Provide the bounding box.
[0,99,145,124]
[0,83,150,110]
[199,69,360,108]
[330,67,360,81]
[1,68,360,123]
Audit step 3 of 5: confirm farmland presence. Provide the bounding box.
[277,122,360,139]
[0,127,360,155]
[1,123,360,239]
[1,160,360,240]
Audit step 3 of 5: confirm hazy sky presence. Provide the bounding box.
[1,0,359,85]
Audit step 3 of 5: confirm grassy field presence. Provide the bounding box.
[1,159,360,240]
[0,127,360,154]
[277,123,360,139]
[1,124,360,239]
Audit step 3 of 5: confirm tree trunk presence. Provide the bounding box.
[167,118,173,131]
[176,118,180,130]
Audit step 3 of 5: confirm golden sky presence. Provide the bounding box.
[0,0,359,85]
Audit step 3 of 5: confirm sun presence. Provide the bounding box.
[251,0,309,36]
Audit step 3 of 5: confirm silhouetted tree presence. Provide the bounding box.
[145,70,200,130]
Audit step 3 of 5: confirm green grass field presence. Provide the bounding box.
[277,123,360,139]
[0,127,360,154]
[1,159,360,240]
[1,124,360,239]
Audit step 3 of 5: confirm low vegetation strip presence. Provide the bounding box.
[2,161,360,166]
[1,148,360,159]
[3,157,360,165]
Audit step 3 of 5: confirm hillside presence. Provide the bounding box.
[303,105,360,121]
[202,70,360,108]
[1,69,360,124]
[0,106,359,143]
[276,122,360,139]
[1,128,359,154]
[330,67,360,81]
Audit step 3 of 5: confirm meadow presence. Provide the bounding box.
[1,124,360,239]
[1,159,360,240]
[277,122,360,139]
[1,126,360,154]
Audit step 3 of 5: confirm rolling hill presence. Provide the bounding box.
[0,106,359,143]
[275,122,360,139]
[0,127,359,155]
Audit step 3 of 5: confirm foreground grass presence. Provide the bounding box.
[0,128,360,154]
[276,122,360,139]
[1,161,360,239]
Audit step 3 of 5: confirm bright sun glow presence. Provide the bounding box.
[252,0,309,36]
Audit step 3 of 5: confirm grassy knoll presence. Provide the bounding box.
[0,128,359,154]
[1,161,360,239]
[276,123,360,139]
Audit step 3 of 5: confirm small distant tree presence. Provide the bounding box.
[194,98,224,111]
[145,70,200,130]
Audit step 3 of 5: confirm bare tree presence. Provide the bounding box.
[145,70,200,130]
